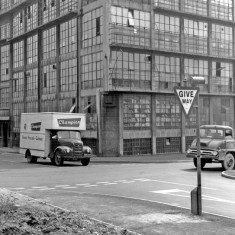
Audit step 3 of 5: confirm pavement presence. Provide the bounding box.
[2,146,235,234]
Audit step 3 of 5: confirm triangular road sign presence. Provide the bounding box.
[174,87,199,116]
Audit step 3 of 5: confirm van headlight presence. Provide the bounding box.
[84,147,92,155]
[63,147,72,153]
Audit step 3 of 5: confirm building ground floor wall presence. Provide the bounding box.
[82,92,235,157]
[7,92,235,157]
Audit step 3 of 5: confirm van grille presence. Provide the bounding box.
[74,143,83,156]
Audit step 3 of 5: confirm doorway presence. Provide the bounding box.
[3,122,8,147]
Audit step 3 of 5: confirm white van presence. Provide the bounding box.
[20,112,93,166]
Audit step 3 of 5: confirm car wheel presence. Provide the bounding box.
[54,150,64,166]
[222,153,235,171]
[26,150,37,163]
[81,158,90,166]
[193,158,206,169]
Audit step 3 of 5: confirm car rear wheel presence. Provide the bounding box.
[193,158,206,169]
[54,150,64,166]
[81,158,90,166]
[222,153,235,171]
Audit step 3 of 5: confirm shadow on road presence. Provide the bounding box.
[182,167,223,173]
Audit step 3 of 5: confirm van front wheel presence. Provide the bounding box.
[54,150,64,166]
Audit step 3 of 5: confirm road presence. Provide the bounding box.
[1,152,235,234]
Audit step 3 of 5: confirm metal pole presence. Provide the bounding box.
[96,89,102,157]
[196,92,202,215]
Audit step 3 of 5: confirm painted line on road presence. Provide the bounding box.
[151,189,235,204]
[121,181,135,183]
[38,188,56,190]
[146,179,216,190]
[8,188,25,190]
[102,183,117,185]
[113,180,129,182]
[62,186,77,189]
[76,183,90,186]
[55,185,70,187]
[133,178,151,181]
[84,185,98,187]
[32,186,49,189]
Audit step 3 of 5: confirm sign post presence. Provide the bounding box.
[174,85,202,215]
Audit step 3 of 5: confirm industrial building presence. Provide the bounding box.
[0,0,234,157]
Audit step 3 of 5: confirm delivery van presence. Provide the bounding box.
[20,112,93,166]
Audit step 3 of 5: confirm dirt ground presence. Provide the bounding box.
[0,188,137,235]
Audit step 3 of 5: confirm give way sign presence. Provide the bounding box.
[174,87,199,116]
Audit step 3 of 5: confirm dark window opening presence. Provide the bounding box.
[216,62,221,77]
[96,17,100,36]
[20,12,23,23]
[27,6,31,19]
[87,100,91,113]
[43,0,47,11]
[43,73,47,88]
[13,80,17,92]
[128,9,134,27]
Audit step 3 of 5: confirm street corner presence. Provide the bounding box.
[221,170,235,180]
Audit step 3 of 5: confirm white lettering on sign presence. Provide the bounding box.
[57,118,81,127]
[21,135,43,142]
[174,88,198,116]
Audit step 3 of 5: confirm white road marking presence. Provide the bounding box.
[151,189,235,204]
[122,181,135,183]
[133,178,151,182]
[102,183,117,185]
[84,185,98,187]
[55,185,70,187]
[76,183,90,186]
[62,186,77,189]
[143,179,216,190]
[38,188,55,190]
[114,180,129,182]
[152,189,188,194]
[32,186,48,189]
[96,182,110,184]
[8,188,25,190]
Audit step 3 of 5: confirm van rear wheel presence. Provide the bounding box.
[26,150,37,163]
[54,150,64,166]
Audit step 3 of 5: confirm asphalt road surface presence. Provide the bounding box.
[1,152,235,234]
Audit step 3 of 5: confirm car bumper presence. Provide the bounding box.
[186,153,219,160]
[63,154,95,161]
